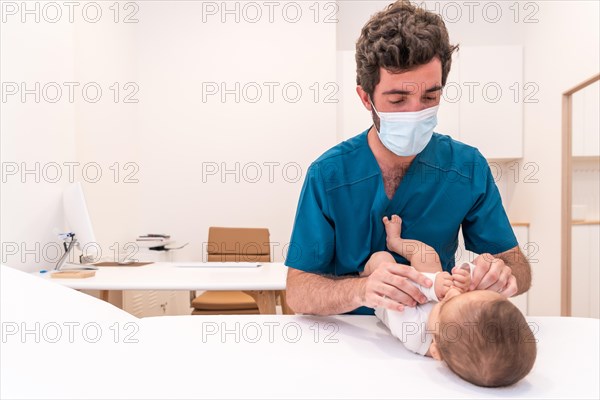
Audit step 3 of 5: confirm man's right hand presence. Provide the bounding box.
[359,261,433,312]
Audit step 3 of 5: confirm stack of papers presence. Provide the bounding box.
[136,234,172,249]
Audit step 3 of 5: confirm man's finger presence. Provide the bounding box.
[470,267,486,290]
[387,263,433,288]
[487,267,511,293]
[474,252,495,266]
[499,275,518,297]
[377,281,419,306]
[379,296,406,312]
[367,291,405,311]
[388,276,428,304]
[478,259,504,289]
[470,254,492,290]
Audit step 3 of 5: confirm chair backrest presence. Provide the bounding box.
[206,227,271,262]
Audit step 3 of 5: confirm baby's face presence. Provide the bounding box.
[427,288,505,335]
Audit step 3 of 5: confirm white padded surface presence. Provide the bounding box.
[1,265,136,322]
[2,265,599,399]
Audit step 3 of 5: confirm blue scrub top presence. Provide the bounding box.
[285,129,518,315]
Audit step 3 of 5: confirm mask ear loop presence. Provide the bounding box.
[368,95,381,118]
[368,95,382,134]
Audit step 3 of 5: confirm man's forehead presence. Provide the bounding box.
[381,84,443,95]
[377,63,443,94]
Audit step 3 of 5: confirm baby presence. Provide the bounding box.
[362,215,537,388]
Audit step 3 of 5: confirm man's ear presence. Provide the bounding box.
[356,86,372,111]
[429,341,443,361]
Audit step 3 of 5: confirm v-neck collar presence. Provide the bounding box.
[363,128,430,215]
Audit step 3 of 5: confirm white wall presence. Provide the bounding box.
[71,9,141,262]
[2,2,337,268]
[1,13,77,272]
[1,1,337,269]
[517,1,600,315]
[132,2,337,262]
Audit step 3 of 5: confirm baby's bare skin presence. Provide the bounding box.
[383,215,442,273]
[362,215,471,300]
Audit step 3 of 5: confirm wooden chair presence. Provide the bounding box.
[191,227,272,315]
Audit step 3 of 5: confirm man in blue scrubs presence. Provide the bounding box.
[285,0,531,315]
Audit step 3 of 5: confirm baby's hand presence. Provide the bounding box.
[434,271,453,300]
[451,264,472,293]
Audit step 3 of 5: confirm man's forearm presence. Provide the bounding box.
[286,269,366,316]
[495,247,532,296]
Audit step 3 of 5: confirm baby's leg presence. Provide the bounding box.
[383,215,418,259]
[361,251,396,277]
[383,214,442,273]
[383,215,403,253]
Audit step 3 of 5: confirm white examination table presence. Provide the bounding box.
[1,265,598,399]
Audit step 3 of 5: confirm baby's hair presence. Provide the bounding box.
[434,297,537,387]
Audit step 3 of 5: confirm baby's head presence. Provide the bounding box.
[428,289,537,387]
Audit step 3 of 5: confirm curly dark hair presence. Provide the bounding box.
[356,0,458,96]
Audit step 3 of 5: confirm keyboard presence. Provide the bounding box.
[174,262,261,268]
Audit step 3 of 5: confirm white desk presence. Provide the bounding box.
[41,262,289,314]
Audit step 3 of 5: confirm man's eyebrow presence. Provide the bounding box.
[381,85,443,95]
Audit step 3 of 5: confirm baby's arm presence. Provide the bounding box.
[451,262,474,293]
[383,215,442,274]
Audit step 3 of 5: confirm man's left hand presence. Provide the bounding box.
[470,253,518,297]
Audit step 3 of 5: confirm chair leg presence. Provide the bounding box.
[278,290,294,315]
[243,290,277,314]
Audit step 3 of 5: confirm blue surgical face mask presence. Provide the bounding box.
[369,97,439,156]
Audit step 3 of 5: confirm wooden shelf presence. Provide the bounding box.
[572,220,600,225]
[572,156,600,162]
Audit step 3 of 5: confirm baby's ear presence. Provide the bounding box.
[429,342,443,361]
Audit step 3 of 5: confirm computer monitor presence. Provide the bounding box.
[56,182,99,270]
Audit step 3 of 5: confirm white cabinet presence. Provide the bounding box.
[336,46,524,160]
[572,80,600,157]
[571,224,600,318]
[122,289,192,318]
[85,249,192,317]
[456,224,528,315]
[120,249,191,317]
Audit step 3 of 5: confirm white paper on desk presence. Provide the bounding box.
[175,262,261,268]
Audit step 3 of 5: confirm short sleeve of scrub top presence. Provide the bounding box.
[461,151,518,255]
[285,163,335,275]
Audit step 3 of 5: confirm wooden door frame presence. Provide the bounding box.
[561,73,600,316]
